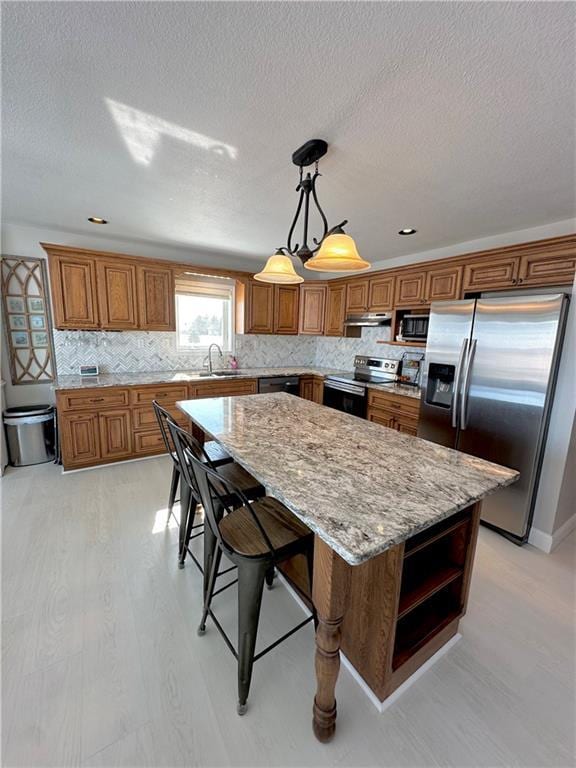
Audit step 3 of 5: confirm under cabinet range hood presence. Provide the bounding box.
[344,313,392,327]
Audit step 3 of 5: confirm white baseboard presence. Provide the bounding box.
[340,634,462,713]
[528,512,576,553]
[277,572,462,713]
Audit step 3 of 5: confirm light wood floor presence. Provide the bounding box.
[2,456,575,768]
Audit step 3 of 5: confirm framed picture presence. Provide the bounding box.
[31,331,49,347]
[6,296,25,313]
[9,315,27,330]
[29,314,46,330]
[11,331,29,348]
[27,297,45,313]
[1,257,55,384]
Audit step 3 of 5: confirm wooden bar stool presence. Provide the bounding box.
[167,422,266,587]
[176,435,316,716]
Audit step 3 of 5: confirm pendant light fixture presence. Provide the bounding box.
[254,139,369,283]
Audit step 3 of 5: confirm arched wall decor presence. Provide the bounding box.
[1,256,56,383]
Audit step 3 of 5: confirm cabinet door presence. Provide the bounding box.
[368,276,395,312]
[137,266,175,330]
[298,284,326,335]
[346,280,369,313]
[60,412,101,468]
[299,377,314,401]
[518,249,576,287]
[311,377,324,404]
[425,265,462,302]
[397,419,418,437]
[273,285,299,334]
[99,410,132,459]
[246,282,274,334]
[394,271,427,307]
[49,255,99,329]
[97,261,138,329]
[325,285,347,336]
[367,408,396,429]
[462,257,519,292]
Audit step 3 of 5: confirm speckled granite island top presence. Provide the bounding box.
[177,392,518,565]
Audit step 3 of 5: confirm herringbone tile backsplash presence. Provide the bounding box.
[53,327,421,375]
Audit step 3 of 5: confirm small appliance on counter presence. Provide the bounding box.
[323,356,402,417]
[400,352,425,386]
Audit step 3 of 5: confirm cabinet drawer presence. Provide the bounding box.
[132,404,188,431]
[58,388,130,412]
[367,407,396,429]
[190,379,258,398]
[132,429,168,455]
[129,384,188,406]
[368,389,420,416]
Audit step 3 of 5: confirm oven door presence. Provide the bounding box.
[322,380,367,418]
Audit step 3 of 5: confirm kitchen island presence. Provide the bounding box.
[177,392,518,741]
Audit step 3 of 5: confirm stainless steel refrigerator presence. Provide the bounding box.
[418,294,569,543]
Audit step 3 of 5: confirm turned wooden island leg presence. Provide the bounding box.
[312,536,351,743]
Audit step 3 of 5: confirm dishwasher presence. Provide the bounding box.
[258,376,300,396]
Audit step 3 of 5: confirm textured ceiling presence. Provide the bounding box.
[2,1,575,268]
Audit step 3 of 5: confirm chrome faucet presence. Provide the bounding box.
[206,343,223,374]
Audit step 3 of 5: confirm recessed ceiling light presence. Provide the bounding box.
[398,228,417,235]
[88,216,108,224]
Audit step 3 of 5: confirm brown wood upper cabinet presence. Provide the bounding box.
[299,284,327,335]
[325,284,347,336]
[49,254,100,329]
[273,285,299,334]
[245,281,299,334]
[425,265,463,302]
[517,248,576,286]
[97,261,139,329]
[245,281,274,333]
[394,271,427,307]
[462,256,519,292]
[346,279,369,313]
[137,265,175,330]
[45,246,175,331]
[368,275,395,312]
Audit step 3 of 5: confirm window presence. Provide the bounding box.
[175,276,235,351]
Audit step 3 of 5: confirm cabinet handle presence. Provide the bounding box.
[91,397,105,402]
[512,278,518,284]
[518,278,523,284]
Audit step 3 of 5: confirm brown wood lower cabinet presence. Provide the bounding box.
[60,412,101,468]
[299,375,324,404]
[99,410,132,459]
[283,503,480,703]
[367,389,420,436]
[57,378,259,469]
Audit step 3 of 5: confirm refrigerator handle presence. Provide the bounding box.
[452,338,468,428]
[460,339,477,430]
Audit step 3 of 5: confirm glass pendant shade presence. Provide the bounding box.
[253,250,304,284]
[305,233,370,272]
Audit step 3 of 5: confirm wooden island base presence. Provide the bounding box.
[282,502,481,739]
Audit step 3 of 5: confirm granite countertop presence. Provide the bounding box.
[176,392,518,565]
[52,367,422,399]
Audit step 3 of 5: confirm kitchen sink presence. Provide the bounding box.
[197,370,241,378]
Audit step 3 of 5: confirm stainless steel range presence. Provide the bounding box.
[323,356,402,417]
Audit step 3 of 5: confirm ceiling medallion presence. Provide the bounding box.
[254,139,369,284]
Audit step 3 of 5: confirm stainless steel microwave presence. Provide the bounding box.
[399,314,429,342]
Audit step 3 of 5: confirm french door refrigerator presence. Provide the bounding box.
[418,294,569,543]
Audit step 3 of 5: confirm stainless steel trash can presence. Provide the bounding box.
[3,405,55,466]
